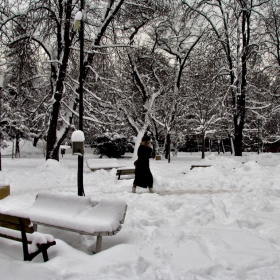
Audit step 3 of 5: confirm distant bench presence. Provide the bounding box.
[190,165,212,170]
[121,153,133,158]
[86,158,125,171]
[10,192,127,253]
[116,166,135,180]
[0,212,56,262]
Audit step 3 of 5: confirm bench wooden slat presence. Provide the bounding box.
[0,232,31,243]
[32,221,123,237]
[120,210,126,224]
[0,214,34,234]
[116,170,135,175]
[0,231,56,248]
[116,168,135,179]
[0,221,33,233]
[33,221,100,236]
[0,213,31,226]
[37,241,56,248]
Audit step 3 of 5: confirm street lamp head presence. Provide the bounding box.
[256,115,262,120]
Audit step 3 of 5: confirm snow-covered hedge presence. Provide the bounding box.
[92,132,128,158]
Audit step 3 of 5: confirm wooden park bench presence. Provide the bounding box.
[121,153,133,158]
[116,166,135,180]
[190,165,212,170]
[0,212,56,262]
[86,158,124,171]
[14,192,127,253]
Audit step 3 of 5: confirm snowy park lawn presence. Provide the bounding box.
[1,142,280,279]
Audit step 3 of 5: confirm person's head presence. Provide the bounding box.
[140,135,151,147]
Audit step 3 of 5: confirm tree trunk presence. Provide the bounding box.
[229,134,234,154]
[221,139,225,153]
[166,133,171,163]
[45,0,125,162]
[15,134,20,155]
[201,132,205,159]
[46,100,61,160]
[234,8,249,157]
[33,137,39,147]
[234,115,243,156]
[133,129,146,160]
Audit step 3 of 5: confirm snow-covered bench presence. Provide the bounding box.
[190,165,211,170]
[86,158,124,171]
[116,166,135,180]
[11,192,127,253]
[0,212,56,262]
[121,153,133,158]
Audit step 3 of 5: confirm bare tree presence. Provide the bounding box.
[185,45,229,159]
[183,0,268,156]
[151,2,206,162]
[1,0,150,160]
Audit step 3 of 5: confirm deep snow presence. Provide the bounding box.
[1,140,280,279]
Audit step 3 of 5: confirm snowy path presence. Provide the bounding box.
[1,146,280,279]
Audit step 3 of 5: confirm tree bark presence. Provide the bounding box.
[201,132,205,159]
[33,137,39,147]
[166,133,171,163]
[46,0,125,161]
[234,8,249,156]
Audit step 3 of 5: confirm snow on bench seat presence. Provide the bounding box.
[8,192,127,253]
[121,153,133,158]
[86,158,124,171]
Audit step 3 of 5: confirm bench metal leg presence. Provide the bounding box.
[96,236,102,253]
[42,250,49,262]
[19,219,30,261]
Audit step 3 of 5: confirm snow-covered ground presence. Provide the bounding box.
[1,141,280,279]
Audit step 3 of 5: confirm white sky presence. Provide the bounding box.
[1,140,280,279]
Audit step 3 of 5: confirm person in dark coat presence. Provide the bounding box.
[132,135,154,193]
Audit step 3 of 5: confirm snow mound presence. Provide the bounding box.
[245,153,280,166]
[1,140,44,157]
[36,159,69,174]
[203,154,241,170]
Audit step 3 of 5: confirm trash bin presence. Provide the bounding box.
[156,155,161,160]
[0,184,10,199]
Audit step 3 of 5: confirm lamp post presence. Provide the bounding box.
[0,74,3,171]
[74,1,85,196]
[257,115,261,155]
